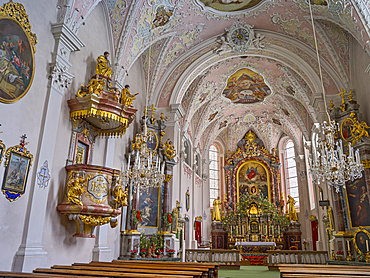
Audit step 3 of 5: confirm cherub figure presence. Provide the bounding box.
[76,77,105,97]
[163,139,176,160]
[351,119,370,144]
[132,134,143,151]
[67,171,86,206]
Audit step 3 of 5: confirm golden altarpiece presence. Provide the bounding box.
[219,130,293,263]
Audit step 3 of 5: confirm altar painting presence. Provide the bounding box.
[138,186,160,228]
[345,176,370,228]
[237,161,269,201]
[222,68,271,104]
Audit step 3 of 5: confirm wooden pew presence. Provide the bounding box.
[111,259,219,277]
[34,268,191,278]
[278,264,370,277]
[52,264,204,278]
[0,271,97,278]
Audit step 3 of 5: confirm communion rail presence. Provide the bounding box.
[185,249,240,269]
[267,250,328,269]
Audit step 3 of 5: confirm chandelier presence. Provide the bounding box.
[308,2,363,192]
[121,121,165,194]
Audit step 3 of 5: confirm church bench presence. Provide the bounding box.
[33,267,191,278]
[278,264,370,277]
[111,259,219,277]
[0,271,97,278]
[52,264,204,278]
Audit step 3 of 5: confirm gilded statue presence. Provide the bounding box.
[76,77,105,97]
[351,119,370,144]
[163,139,176,160]
[67,171,86,206]
[113,184,128,209]
[212,197,221,222]
[96,51,113,79]
[120,85,138,107]
[287,195,298,222]
[132,134,143,151]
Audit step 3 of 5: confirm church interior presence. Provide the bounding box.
[1,0,370,276]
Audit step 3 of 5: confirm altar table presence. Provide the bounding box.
[235,241,276,266]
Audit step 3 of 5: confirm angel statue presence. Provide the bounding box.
[164,139,176,160]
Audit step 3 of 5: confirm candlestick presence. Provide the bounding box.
[347,240,350,251]
[366,239,369,253]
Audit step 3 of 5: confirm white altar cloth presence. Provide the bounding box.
[235,241,276,247]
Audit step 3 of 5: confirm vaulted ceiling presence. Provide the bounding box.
[70,0,370,155]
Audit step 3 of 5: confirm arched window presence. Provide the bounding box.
[284,140,300,209]
[209,144,219,206]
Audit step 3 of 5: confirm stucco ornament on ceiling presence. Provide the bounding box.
[214,21,266,54]
[222,68,271,104]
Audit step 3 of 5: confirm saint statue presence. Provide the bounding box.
[163,139,176,160]
[96,51,113,79]
[120,85,138,107]
[67,171,86,206]
[287,195,298,222]
[212,197,221,222]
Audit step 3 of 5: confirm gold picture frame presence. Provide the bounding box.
[353,227,370,254]
[2,143,33,201]
[0,2,37,103]
[0,139,5,164]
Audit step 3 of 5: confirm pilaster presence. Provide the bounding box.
[13,23,84,272]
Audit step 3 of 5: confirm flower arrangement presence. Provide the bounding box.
[168,249,175,254]
[356,252,366,262]
[134,210,142,225]
[336,250,343,255]
[140,249,147,256]
[163,213,172,227]
[130,249,138,255]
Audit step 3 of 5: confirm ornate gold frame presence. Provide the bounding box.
[0,2,37,104]
[0,139,5,164]
[353,227,370,254]
[236,160,271,202]
[147,129,158,151]
[2,144,33,201]
[340,116,355,144]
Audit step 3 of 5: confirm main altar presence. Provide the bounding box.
[211,130,295,265]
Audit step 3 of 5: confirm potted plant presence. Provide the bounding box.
[336,250,343,261]
[130,249,138,258]
[356,252,366,262]
[140,249,147,258]
[168,249,175,257]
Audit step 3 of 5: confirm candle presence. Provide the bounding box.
[366,240,369,252]
[347,240,350,251]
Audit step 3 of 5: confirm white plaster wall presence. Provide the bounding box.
[351,38,370,123]
[0,0,58,271]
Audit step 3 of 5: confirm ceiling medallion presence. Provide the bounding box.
[214,21,265,54]
[195,0,264,13]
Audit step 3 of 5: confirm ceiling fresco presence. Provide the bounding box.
[66,0,370,156]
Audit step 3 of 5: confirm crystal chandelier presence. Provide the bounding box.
[121,122,165,194]
[308,2,363,192]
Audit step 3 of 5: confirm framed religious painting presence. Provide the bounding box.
[353,227,370,254]
[0,2,37,103]
[171,206,179,234]
[137,186,161,228]
[236,160,270,202]
[2,143,33,201]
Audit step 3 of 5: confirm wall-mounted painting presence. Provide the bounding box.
[353,227,370,254]
[237,160,270,201]
[222,68,271,104]
[138,186,161,228]
[346,176,370,228]
[0,2,37,103]
[2,143,33,201]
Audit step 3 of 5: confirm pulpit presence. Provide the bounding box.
[211,222,228,249]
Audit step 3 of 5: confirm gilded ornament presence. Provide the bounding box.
[361,159,370,169]
[132,133,144,151]
[67,171,86,206]
[195,216,203,221]
[339,88,346,112]
[120,85,138,107]
[149,104,156,124]
[0,139,5,164]
[330,100,334,111]
[76,77,105,97]
[309,215,317,221]
[113,184,128,208]
[350,118,370,145]
[163,139,176,160]
[164,174,173,182]
[79,215,111,226]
